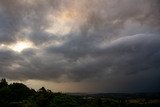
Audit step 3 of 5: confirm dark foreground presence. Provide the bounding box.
[0,79,160,107]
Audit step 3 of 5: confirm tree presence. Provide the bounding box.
[98,98,102,107]
[49,93,80,107]
[38,87,46,93]
[0,78,8,88]
[36,87,54,107]
[9,83,32,101]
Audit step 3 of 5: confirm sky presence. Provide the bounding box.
[0,0,160,93]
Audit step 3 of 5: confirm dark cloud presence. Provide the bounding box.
[0,0,160,92]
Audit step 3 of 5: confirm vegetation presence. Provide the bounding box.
[0,78,160,107]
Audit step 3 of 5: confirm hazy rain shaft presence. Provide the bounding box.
[0,0,160,92]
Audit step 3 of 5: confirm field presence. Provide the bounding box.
[72,93,160,107]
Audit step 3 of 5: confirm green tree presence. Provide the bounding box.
[49,93,80,107]
[0,78,8,88]
[38,87,47,93]
[8,83,32,101]
[35,87,54,107]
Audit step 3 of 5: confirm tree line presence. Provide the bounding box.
[0,78,159,107]
[0,78,84,107]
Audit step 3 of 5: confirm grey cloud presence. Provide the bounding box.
[0,0,62,44]
[0,0,21,43]
[64,34,160,81]
[0,48,21,63]
[0,48,22,76]
[0,0,159,44]
[9,33,159,82]
[0,0,160,92]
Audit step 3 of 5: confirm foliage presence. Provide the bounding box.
[0,78,8,88]
[49,93,81,107]
[0,78,160,107]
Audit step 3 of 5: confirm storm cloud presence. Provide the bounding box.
[0,0,160,92]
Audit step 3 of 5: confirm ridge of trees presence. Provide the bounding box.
[0,78,160,107]
[0,78,83,107]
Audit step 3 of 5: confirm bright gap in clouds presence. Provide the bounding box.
[10,41,33,52]
[1,40,34,53]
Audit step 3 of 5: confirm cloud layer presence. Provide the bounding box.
[0,0,160,92]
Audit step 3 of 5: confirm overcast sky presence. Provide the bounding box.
[0,0,160,93]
